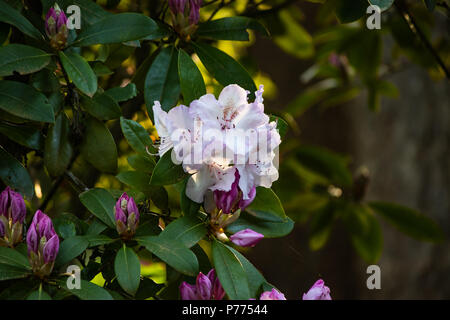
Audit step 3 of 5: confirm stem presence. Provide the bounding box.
[395,1,450,79]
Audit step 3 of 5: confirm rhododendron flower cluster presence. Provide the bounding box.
[152,84,281,208]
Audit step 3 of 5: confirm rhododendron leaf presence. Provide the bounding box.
[137,236,199,276]
[59,51,98,97]
[0,1,43,39]
[180,177,201,217]
[81,92,121,120]
[79,188,116,229]
[120,117,157,158]
[196,16,269,41]
[0,147,33,199]
[44,113,73,177]
[27,290,52,300]
[228,213,294,238]
[333,0,367,23]
[0,44,51,76]
[178,48,206,105]
[0,247,30,270]
[115,245,141,296]
[369,0,395,11]
[55,236,89,266]
[212,240,250,300]
[245,187,287,222]
[105,83,138,103]
[0,264,30,281]
[150,151,189,186]
[59,279,113,300]
[159,216,207,248]
[80,117,118,173]
[192,42,257,93]
[369,202,444,242]
[72,13,158,46]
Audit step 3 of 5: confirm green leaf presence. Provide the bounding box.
[0,246,30,269]
[27,289,52,300]
[308,203,336,251]
[333,0,367,23]
[0,122,43,150]
[344,205,383,263]
[81,92,121,120]
[227,246,266,298]
[73,13,158,46]
[55,236,89,266]
[0,263,30,280]
[197,16,269,41]
[269,115,288,139]
[44,113,73,177]
[192,42,257,93]
[150,150,188,186]
[0,80,54,123]
[79,188,116,229]
[0,44,51,76]
[180,177,200,217]
[84,234,115,247]
[296,145,352,187]
[137,236,199,276]
[120,117,155,158]
[144,45,180,114]
[228,212,294,238]
[369,0,395,11]
[212,240,250,300]
[0,1,43,39]
[245,187,287,222]
[159,216,207,248]
[53,218,77,240]
[80,116,117,173]
[105,83,137,102]
[178,49,206,105]
[114,245,141,296]
[59,279,113,300]
[127,154,155,173]
[369,202,444,242]
[0,146,33,199]
[59,51,98,97]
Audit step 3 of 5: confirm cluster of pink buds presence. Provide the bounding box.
[45,3,69,50]
[180,269,225,300]
[0,187,26,247]
[168,0,202,40]
[114,193,140,240]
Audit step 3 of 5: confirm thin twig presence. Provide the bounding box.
[395,1,450,79]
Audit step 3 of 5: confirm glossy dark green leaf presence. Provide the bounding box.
[137,236,199,276]
[150,150,188,186]
[369,202,444,242]
[79,188,116,229]
[105,83,137,102]
[59,51,98,97]
[81,92,121,120]
[228,212,294,238]
[245,187,287,222]
[44,113,73,177]
[80,116,117,173]
[73,13,158,46]
[84,234,115,247]
[0,146,33,199]
[53,218,77,240]
[0,247,30,269]
[0,263,30,280]
[192,42,257,93]
[0,1,43,39]
[308,203,336,251]
[55,236,89,266]
[127,154,155,173]
[120,117,156,158]
[0,122,43,150]
[59,279,113,300]
[159,216,207,248]
[197,16,269,41]
[0,44,51,76]
[114,245,141,296]
[212,240,250,300]
[178,48,206,105]
[144,45,180,114]
[0,80,54,123]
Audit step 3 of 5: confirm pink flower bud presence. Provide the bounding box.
[214,171,256,214]
[260,288,286,300]
[0,186,26,223]
[43,234,59,263]
[230,228,264,247]
[196,272,212,300]
[114,193,140,238]
[302,279,332,300]
[180,282,198,300]
[45,4,68,50]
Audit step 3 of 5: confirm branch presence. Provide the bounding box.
[395,1,450,79]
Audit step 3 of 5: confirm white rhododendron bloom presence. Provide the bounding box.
[152,84,281,204]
